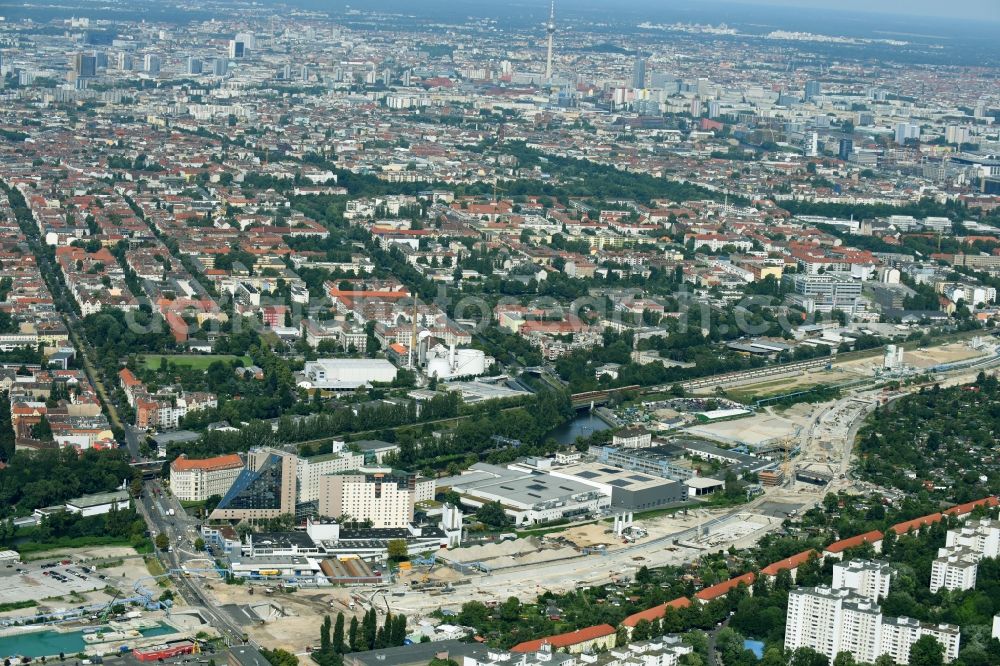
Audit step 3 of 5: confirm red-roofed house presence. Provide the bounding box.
[760,549,818,581]
[510,624,617,654]
[943,497,999,518]
[694,573,755,603]
[622,597,691,633]
[823,530,884,560]
[118,368,143,405]
[890,513,943,536]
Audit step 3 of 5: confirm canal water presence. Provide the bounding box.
[0,623,175,658]
[548,412,612,445]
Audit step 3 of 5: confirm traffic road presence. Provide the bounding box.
[136,478,249,645]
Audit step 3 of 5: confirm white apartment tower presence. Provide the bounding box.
[786,587,960,664]
[833,559,893,602]
[945,518,1000,557]
[929,517,1000,593]
[930,547,979,593]
[787,564,961,665]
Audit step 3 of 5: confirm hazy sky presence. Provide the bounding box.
[705,0,1000,21]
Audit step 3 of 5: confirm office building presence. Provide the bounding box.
[228,39,245,59]
[632,51,645,89]
[73,53,97,78]
[170,453,244,502]
[833,559,892,602]
[143,54,160,75]
[212,58,228,77]
[187,57,202,75]
[234,31,256,50]
[210,448,298,521]
[805,79,821,102]
[784,273,862,313]
[116,52,133,71]
[317,467,419,528]
[839,137,854,161]
[612,427,652,449]
[592,444,695,482]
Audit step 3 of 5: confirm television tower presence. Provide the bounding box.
[544,1,556,82]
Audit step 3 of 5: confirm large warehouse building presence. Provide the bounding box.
[550,462,688,510]
[439,463,610,526]
[298,358,398,391]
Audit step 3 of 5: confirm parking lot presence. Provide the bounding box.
[0,560,112,606]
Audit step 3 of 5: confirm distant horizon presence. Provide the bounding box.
[333,0,1000,25]
[678,0,1000,22]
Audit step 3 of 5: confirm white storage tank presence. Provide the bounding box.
[427,357,452,379]
[454,349,487,377]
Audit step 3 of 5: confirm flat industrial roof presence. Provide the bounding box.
[445,463,598,504]
[686,477,725,489]
[555,462,679,491]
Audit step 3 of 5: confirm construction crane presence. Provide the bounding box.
[97,590,121,624]
[780,436,796,486]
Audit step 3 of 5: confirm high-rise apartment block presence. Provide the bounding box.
[929,517,1000,593]
[786,559,960,665]
[805,79,821,102]
[786,585,959,664]
[832,559,893,602]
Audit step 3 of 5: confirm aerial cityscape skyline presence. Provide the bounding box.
[0,0,997,665]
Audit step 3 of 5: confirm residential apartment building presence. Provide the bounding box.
[928,517,1000,593]
[170,453,244,502]
[118,368,216,431]
[945,517,1000,557]
[785,583,960,664]
[832,559,893,602]
[930,548,979,593]
[880,618,960,665]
